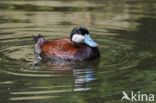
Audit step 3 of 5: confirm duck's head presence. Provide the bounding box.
[70,26,98,47]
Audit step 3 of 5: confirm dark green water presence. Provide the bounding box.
[0,0,156,103]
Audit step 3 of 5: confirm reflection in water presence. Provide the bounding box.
[0,0,156,103]
[73,69,95,92]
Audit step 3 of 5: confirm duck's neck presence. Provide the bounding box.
[71,41,85,47]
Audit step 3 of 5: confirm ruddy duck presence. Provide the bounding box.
[33,26,100,66]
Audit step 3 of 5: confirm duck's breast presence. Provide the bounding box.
[75,46,100,60]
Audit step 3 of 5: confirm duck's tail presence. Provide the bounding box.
[32,34,44,66]
[32,34,47,55]
[32,34,44,43]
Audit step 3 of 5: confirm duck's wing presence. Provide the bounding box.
[41,38,78,60]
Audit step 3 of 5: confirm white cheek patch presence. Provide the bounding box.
[72,34,85,43]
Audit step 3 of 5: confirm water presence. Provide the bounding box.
[0,0,156,103]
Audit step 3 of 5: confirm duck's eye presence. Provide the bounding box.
[72,34,85,43]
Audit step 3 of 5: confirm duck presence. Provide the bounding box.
[32,26,100,66]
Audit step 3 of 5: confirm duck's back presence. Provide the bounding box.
[40,37,100,61]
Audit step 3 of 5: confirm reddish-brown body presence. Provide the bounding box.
[40,38,100,61]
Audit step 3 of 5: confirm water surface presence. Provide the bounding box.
[0,0,156,103]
